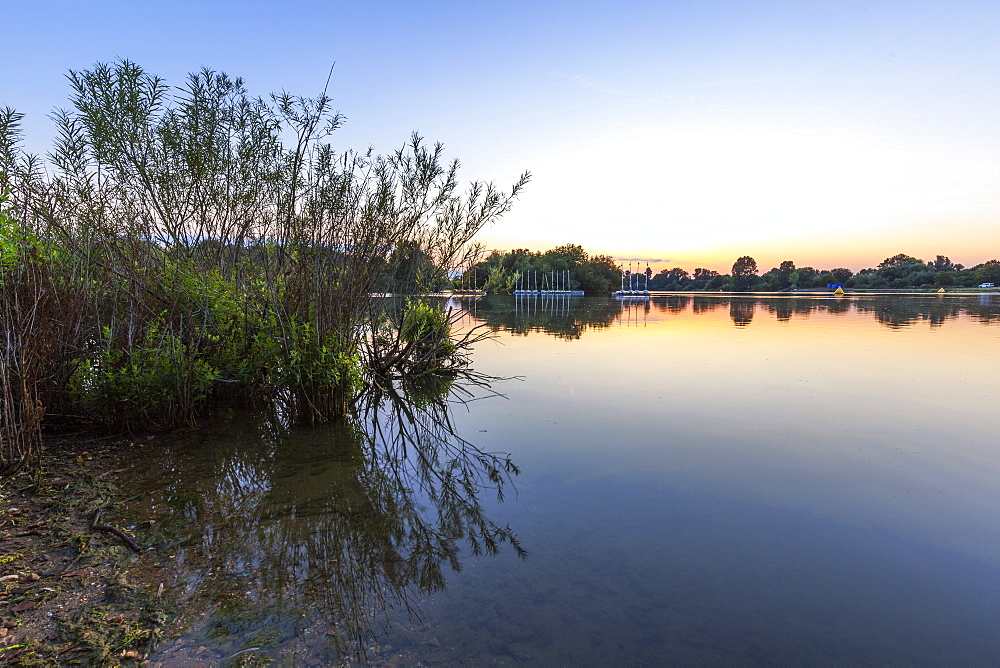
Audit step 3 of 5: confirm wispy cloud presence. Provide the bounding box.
[617,257,667,263]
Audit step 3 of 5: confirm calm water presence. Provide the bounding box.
[127,294,1000,666]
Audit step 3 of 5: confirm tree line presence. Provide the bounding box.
[467,243,621,294]
[463,246,1000,294]
[650,254,1000,291]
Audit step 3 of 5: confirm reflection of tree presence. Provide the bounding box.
[729,299,755,327]
[824,298,853,316]
[692,296,728,313]
[850,294,998,329]
[459,294,997,338]
[651,296,691,314]
[466,295,623,339]
[768,299,794,322]
[130,373,523,662]
[751,295,999,329]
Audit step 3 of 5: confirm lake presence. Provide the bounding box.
[128,294,1000,665]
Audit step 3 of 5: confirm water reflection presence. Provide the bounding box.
[618,299,650,327]
[458,294,999,336]
[126,374,523,664]
[460,294,621,339]
[424,293,1000,664]
[729,299,755,327]
[119,294,1000,665]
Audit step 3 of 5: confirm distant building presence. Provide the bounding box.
[826,283,843,289]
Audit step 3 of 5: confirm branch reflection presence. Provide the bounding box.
[454,294,1000,335]
[130,371,523,663]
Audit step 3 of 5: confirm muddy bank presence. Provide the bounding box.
[0,439,164,666]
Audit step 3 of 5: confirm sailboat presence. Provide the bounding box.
[613,262,650,299]
[514,269,580,295]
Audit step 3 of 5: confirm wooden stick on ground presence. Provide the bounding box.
[89,508,142,554]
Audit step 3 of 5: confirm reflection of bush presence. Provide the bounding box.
[401,371,456,408]
[131,374,522,662]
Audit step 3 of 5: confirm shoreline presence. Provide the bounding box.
[0,439,163,665]
[638,288,1000,295]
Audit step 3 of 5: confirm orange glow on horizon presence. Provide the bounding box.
[480,218,1000,275]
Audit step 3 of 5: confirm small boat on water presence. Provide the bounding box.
[613,263,650,298]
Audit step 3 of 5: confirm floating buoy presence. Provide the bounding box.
[834,287,845,295]
[937,287,946,293]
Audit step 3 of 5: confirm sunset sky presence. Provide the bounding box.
[4,1,999,273]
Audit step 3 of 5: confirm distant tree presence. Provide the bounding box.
[932,255,957,272]
[758,260,795,291]
[504,248,537,271]
[688,267,720,291]
[577,254,621,293]
[550,243,588,265]
[876,254,932,285]
[976,260,1000,284]
[777,260,795,289]
[793,266,819,289]
[706,275,729,290]
[955,266,980,287]
[830,268,853,283]
[470,244,623,293]
[731,256,758,291]
[756,268,776,291]
[878,254,923,269]
[849,269,875,288]
[933,271,956,287]
[649,267,691,290]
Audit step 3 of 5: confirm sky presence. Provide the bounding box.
[3,1,999,273]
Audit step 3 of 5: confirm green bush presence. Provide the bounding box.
[402,300,454,352]
[272,321,360,392]
[71,325,220,428]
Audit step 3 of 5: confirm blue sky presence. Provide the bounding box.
[4,1,999,271]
